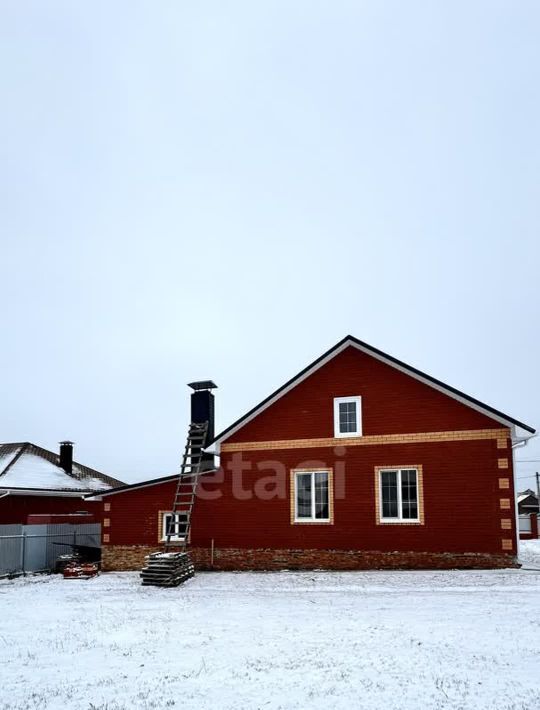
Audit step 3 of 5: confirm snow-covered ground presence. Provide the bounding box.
[2,566,540,710]
[519,538,540,568]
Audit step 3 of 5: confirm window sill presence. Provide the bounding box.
[292,519,332,525]
[378,519,422,525]
[334,431,362,439]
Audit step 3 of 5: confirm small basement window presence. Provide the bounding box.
[292,470,332,523]
[333,396,362,437]
[378,468,420,523]
[161,512,188,541]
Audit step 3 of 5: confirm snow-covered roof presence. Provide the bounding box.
[0,443,124,493]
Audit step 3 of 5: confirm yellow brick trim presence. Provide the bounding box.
[103,533,110,543]
[290,468,334,525]
[222,428,509,452]
[501,539,513,551]
[374,465,424,526]
[501,519,512,530]
[499,498,511,510]
[498,478,510,489]
[158,510,165,543]
[498,458,509,469]
[103,518,110,528]
[497,438,507,449]
[104,502,111,512]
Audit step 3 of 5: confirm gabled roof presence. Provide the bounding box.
[85,470,217,498]
[0,442,124,493]
[211,335,535,446]
[518,491,538,504]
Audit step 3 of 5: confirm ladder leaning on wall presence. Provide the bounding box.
[140,421,209,587]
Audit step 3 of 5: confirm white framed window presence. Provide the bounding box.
[293,470,332,523]
[161,512,188,541]
[333,396,362,437]
[378,468,419,523]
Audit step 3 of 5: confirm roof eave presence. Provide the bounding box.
[85,469,218,499]
[0,487,94,497]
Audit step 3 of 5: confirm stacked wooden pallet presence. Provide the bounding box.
[140,551,195,587]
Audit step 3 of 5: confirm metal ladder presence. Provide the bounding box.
[141,421,209,587]
[164,421,209,551]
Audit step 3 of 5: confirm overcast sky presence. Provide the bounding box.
[1,1,539,485]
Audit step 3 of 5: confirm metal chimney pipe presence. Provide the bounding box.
[59,441,74,474]
[187,381,217,470]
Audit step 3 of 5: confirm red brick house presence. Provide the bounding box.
[91,336,535,571]
[0,441,123,524]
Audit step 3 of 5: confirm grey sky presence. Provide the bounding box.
[1,1,539,484]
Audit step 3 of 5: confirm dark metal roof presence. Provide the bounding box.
[85,469,218,498]
[211,335,535,444]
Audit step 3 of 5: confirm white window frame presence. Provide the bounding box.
[379,468,419,523]
[333,396,362,438]
[294,470,331,523]
[161,511,188,542]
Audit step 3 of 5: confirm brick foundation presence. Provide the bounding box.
[101,545,518,572]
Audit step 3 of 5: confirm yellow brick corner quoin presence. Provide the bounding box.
[498,478,510,489]
[498,458,509,469]
[501,519,512,530]
[499,498,511,510]
[501,539,513,551]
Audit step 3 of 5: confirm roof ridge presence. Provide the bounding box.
[0,443,29,478]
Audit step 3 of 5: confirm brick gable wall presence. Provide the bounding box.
[227,346,502,442]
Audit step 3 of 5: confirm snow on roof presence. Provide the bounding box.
[518,491,538,503]
[0,454,84,490]
[0,443,123,492]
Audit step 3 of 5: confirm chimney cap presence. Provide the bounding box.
[187,380,218,391]
[59,440,74,445]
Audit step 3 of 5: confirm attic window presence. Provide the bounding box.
[333,396,362,437]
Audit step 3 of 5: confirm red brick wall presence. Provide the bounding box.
[102,437,515,557]
[227,346,502,442]
[103,480,177,546]
[0,495,102,524]
[194,439,514,555]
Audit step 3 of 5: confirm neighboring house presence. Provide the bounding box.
[517,489,539,515]
[0,441,124,523]
[517,489,539,540]
[89,335,535,571]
